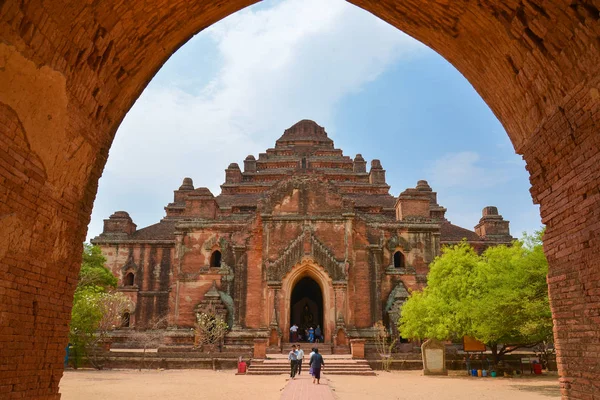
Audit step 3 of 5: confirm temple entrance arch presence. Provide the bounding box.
[279,258,338,344]
[290,277,323,342]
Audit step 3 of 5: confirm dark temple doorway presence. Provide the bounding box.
[290,277,323,342]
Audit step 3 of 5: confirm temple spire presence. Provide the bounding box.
[276,120,333,147]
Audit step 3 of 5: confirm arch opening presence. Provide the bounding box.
[290,276,324,343]
[121,312,131,328]
[393,251,405,269]
[210,251,222,268]
[124,272,135,286]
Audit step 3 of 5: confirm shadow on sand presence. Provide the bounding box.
[509,384,560,398]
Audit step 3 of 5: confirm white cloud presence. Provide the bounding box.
[427,151,510,189]
[88,0,426,240]
[426,152,541,237]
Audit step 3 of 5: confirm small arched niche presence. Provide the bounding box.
[393,251,405,269]
[210,250,222,268]
[124,272,135,286]
[121,312,131,328]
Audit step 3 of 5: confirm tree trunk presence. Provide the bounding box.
[490,343,500,365]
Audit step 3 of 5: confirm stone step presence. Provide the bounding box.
[248,369,374,374]
[253,365,370,368]
[259,359,369,364]
[272,343,349,355]
[246,370,376,376]
[257,359,366,362]
[259,364,371,368]
[270,349,338,355]
[262,359,369,365]
[266,353,354,360]
[246,354,377,376]
[250,364,373,370]
[333,348,351,355]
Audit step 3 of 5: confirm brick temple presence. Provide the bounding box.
[92,120,512,350]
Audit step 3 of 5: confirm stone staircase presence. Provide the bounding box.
[267,342,350,355]
[246,354,376,376]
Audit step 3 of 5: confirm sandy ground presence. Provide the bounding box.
[60,369,287,400]
[60,369,560,400]
[329,371,561,400]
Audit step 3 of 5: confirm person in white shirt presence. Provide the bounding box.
[290,324,299,343]
[288,345,298,379]
[296,345,305,375]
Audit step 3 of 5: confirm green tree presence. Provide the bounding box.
[69,244,130,368]
[78,243,117,290]
[69,286,104,368]
[399,230,552,364]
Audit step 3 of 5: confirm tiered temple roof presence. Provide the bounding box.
[94,120,512,246]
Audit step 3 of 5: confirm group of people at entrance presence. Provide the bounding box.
[289,324,323,343]
[287,345,325,384]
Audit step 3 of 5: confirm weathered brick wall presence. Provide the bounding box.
[0,1,599,399]
[524,81,600,398]
[350,219,372,328]
[101,245,133,284]
[0,99,81,399]
[245,217,264,329]
[99,234,242,328]
[264,222,303,261]
[171,278,224,327]
[180,232,223,273]
[99,244,174,328]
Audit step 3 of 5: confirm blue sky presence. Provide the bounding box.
[87,0,541,241]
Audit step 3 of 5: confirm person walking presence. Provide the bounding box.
[290,324,298,343]
[309,347,325,384]
[315,325,322,343]
[288,345,298,379]
[308,347,316,376]
[296,345,305,375]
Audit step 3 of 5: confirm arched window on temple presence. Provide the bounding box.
[393,251,405,269]
[210,250,222,268]
[121,312,130,328]
[301,157,307,170]
[124,272,135,286]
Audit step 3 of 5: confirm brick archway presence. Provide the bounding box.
[0,1,598,398]
[279,258,336,344]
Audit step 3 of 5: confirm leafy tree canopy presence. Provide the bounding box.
[399,229,552,361]
[78,243,117,290]
[69,244,128,368]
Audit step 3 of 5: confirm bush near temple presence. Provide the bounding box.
[129,317,169,370]
[373,320,397,372]
[69,244,133,368]
[195,310,229,351]
[399,230,552,365]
